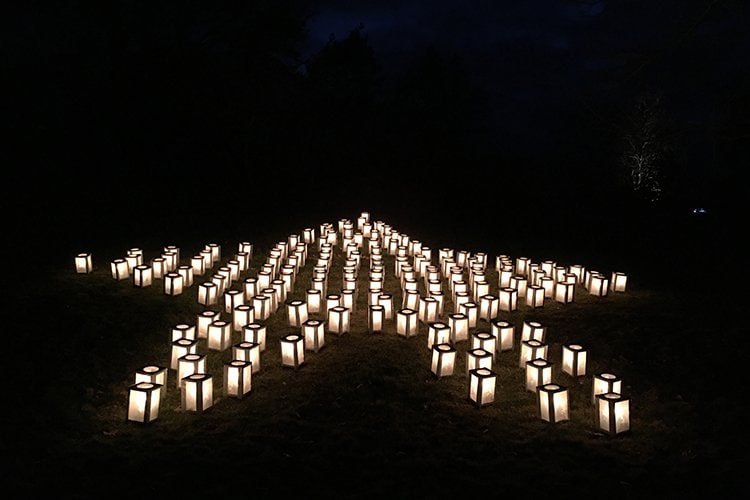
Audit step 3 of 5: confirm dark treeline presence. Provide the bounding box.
[6,1,745,266]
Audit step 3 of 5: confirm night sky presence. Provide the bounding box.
[6,1,747,264]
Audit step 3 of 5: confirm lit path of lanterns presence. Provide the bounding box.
[76,211,630,436]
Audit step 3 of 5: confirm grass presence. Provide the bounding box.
[5,210,745,498]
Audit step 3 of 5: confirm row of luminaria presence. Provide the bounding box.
[75,211,630,436]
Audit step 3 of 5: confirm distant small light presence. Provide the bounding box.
[692,207,707,214]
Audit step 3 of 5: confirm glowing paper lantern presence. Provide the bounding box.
[458,301,478,328]
[466,348,493,374]
[519,339,548,368]
[191,255,206,276]
[286,299,309,327]
[198,282,218,306]
[526,285,545,308]
[177,265,194,288]
[378,293,394,319]
[164,272,184,296]
[498,268,513,288]
[75,253,92,273]
[224,360,252,399]
[537,383,569,423]
[448,312,469,344]
[468,368,497,408]
[540,276,555,299]
[478,294,499,321]
[134,365,168,400]
[396,308,418,338]
[430,290,445,316]
[243,277,259,300]
[280,333,305,369]
[368,305,385,334]
[611,272,628,292]
[327,306,350,335]
[596,393,630,436]
[402,289,420,311]
[325,293,342,313]
[181,373,213,413]
[521,320,546,342]
[252,294,271,321]
[207,320,232,351]
[592,372,622,404]
[306,289,322,314]
[471,331,497,359]
[510,275,528,299]
[170,337,198,369]
[302,319,325,352]
[242,322,267,351]
[431,343,456,378]
[133,265,153,287]
[111,258,129,280]
[196,309,221,338]
[515,256,530,277]
[419,296,439,323]
[499,287,518,312]
[171,323,196,341]
[525,358,553,392]
[561,343,587,377]
[341,289,356,313]
[207,243,221,265]
[127,382,162,423]
[224,289,244,314]
[233,341,261,373]
[490,319,515,352]
[232,304,255,333]
[589,273,609,297]
[425,321,449,349]
[177,353,207,387]
[554,281,575,304]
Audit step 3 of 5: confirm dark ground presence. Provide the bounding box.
[3,201,746,498]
